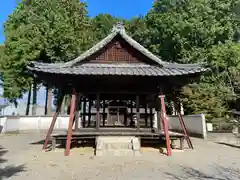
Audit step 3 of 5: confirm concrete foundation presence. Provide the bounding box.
[95,136,141,156]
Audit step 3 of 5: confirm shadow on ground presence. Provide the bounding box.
[164,165,240,180]
[217,142,240,149]
[0,146,25,180]
[30,139,96,152]
[30,140,45,145]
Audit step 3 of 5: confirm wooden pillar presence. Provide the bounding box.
[150,106,153,128]
[145,96,148,127]
[157,111,162,131]
[159,92,172,156]
[136,95,140,131]
[96,93,100,131]
[74,94,81,130]
[103,100,106,127]
[88,100,92,127]
[124,106,127,126]
[42,90,64,151]
[156,95,162,131]
[65,88,77,156]
[130,99,133,126]
[83,97,86,127]
[174,101,193,149]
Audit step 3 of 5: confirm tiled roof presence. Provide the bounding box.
[63,22,165,67]
[28,62,205,76]
[27,23,208,76]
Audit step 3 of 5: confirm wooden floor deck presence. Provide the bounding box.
[52,128,184,139]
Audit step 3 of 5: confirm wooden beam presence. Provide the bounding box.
[159,93,172,156]
[155,94,162,132]
[82,91,156,95]
[96,93,100,131]
[103,100,106,127]
[157,111,162,131]
[150,106,153,128]
[42,89,64,151]
[83,97,87,127]
[136,95,140,131]
[174,101,193,149]
[145,96,148,127]
[130,100,133,126]
[88,100,92,127]
[65,88,77,156]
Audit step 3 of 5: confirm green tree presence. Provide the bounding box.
[0,45,5,86]
[3,0,91,115]
[125,15,147,39]
[144,0,240,63]
[91,13,123,41]
[139,0,240,121]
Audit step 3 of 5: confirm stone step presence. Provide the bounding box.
[103,142,132,150]
[95,136,141,156]
[96,149,134,156]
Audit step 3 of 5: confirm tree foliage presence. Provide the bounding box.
[2,0,91,103]
[143,0,240,63]
[134,0,240,121]
[2,0,240,121]
[91,13,122,41]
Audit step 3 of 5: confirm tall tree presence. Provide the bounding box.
[138,0,240,121]
[91,13,122,41]
[3,0,92,115]
[125,15,147,40]
[144,0,240,63]
[0,45,4,77]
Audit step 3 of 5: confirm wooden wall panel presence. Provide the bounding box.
[85,36,155,64]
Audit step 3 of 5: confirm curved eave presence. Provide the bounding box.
[27,63,208,77]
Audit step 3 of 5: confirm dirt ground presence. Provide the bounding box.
[0,132,240,180]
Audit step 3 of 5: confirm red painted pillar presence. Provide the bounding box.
[159,93,172,156]
[175,102,193,149]
[65,88,77,156]
[42,90,64,151]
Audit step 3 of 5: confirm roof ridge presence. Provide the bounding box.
[30,23,205,70]
[63,31,117,67]
[119,31,165,66]
[63,23,165,68]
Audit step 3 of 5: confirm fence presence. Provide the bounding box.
[167,114,207,139]
[0,116,78,133]
[0,114,207,139]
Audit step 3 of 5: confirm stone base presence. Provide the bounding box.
[95,136,141,156]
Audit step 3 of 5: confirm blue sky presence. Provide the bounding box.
[0,0,153,43]
[0,0,153,105]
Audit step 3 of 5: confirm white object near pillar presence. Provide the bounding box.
[206,123,213,132]
[153,112,158,129]
[171,101,177,115]
[180,102,184,115]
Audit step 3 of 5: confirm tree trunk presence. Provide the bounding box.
[47,85,53,116]
[32,81,37,116]
[44,86,48,115]
[25,84,32,115]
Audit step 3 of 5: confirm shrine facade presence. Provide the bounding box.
[28,23,207,156]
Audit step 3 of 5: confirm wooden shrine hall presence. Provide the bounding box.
[28,23,207,156]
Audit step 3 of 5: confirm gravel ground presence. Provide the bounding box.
[0,132,240,180]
